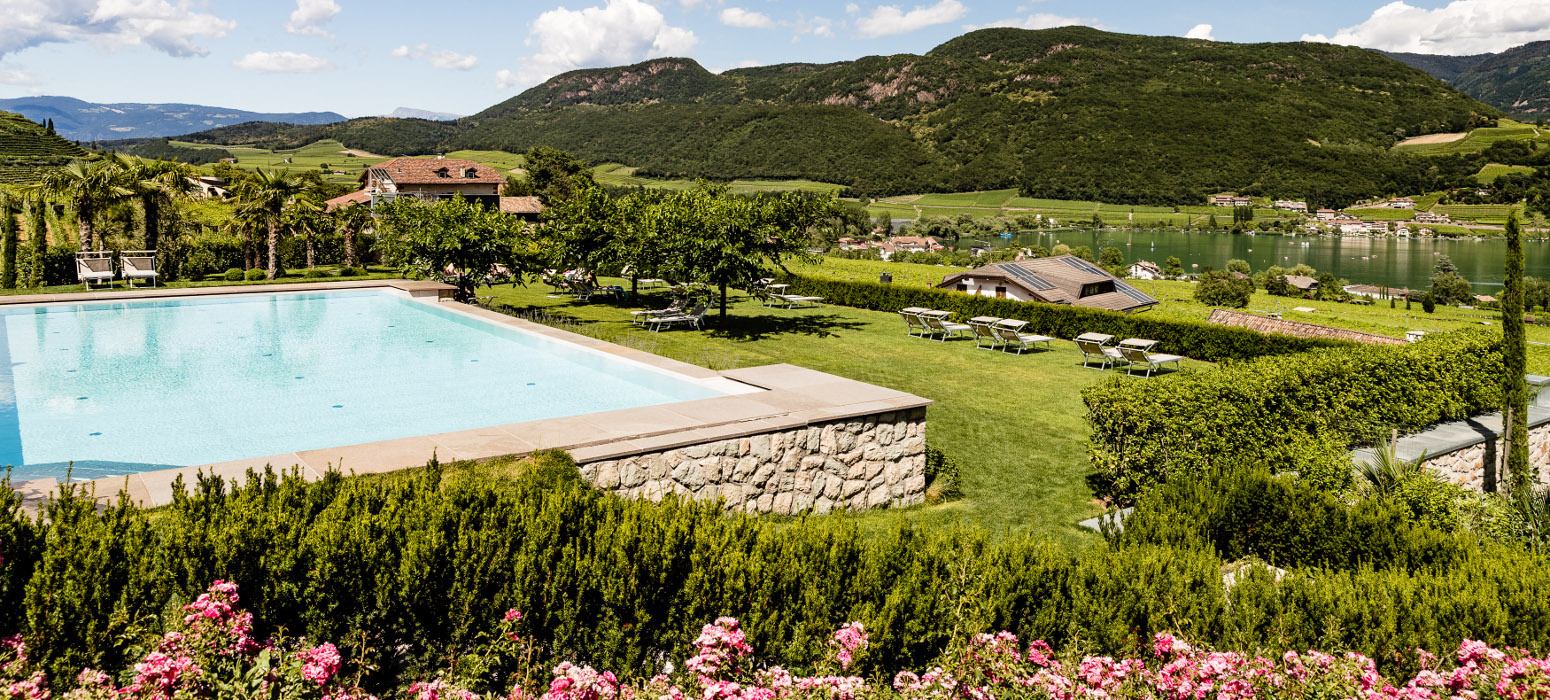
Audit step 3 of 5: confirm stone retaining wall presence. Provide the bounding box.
[1420,421,1550,490]
[578,407,928,514]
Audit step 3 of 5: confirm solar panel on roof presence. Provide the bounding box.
[1054,257,1156,305]
[995,263,1055,291]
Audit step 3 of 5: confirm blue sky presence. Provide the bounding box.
[0,0,1547,117]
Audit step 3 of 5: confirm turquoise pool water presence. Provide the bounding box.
[0,290,724,482]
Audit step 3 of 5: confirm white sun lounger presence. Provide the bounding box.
[121,250,157,288]
[967,317,1004,349]
[921,313,972,341]
[76,252,114,289]
[1075,332,1123,370]
[1118,339,1184,377]
[993,320,1055,354]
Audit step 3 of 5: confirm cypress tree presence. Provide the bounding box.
[0,194,16,289]
[45,118,54,134]
[25,198,47,287]
[1503,210,1529,493]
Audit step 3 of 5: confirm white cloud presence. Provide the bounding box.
[391,43,478,70]
[789,13,837,40]
[855,0,967,38]
[0,0,236,58]
[1302,0,1550,54]
[1185,23,1214,40]
[965,13,1096,31]
[233,50,332,73]
[0,65,36,86]
[285,0,340,37]
[497,0,698,89]
[720,7,775,29]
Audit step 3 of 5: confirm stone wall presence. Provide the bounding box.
[578,407,928,514]
[1420,420,1550,490]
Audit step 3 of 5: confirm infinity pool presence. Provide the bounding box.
[0,290,725,481]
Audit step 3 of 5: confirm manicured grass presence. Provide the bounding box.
[477,276,1178,540]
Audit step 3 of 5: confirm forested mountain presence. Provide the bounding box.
[1385,42,1550,119]
[0,110,89,185]
[168,26,1499,206]
[0,96,345,141]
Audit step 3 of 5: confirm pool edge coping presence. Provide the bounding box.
[6,282,932,512]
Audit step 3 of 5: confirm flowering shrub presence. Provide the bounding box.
[5,580,1550,700]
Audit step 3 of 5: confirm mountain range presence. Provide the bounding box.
[0,96,345,141]
[385,107,461,121]
[1384,42,1550,119]
[161,27,1500,206]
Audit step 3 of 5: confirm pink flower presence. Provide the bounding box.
[409,680,478,700]
[542,663,619,700]
[504,610,524,623]
[297,643,342,686]
[684,618,753,681]
[830,622,868,671]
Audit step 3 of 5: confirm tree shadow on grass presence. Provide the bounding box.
[702,311,868,341]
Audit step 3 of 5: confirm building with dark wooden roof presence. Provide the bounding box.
[936,255,1158,313]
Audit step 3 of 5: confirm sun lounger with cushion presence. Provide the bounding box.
[967,317,1004,349]
[648,303,709,332]
[1118,339,1184,377]
[993,320,1055,354]
[630,297,688,325]
[900,307,931,337]
[1075,332,1123,370]
[774,294,823,309]
[921,313,972,341]
[121,251,157,288]
[76,252,114,289]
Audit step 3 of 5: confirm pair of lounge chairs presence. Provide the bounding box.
[646,302,709,332]
[1075,333,1184,377]
[966,316,1055,354]
[76,250,157,289]
[630,296,688,325]
[754,285,823,309]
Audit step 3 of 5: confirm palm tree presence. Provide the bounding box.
[116,155,195,251]
[1356,443,1430,498]
[28,159,129,250]
[238,169,310,280]
[229,199,267,271]
[285,201,325,268]
[333,202,372,268]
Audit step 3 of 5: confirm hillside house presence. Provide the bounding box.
[324,189,370,212]
[1387,197,1416,209]
[186,176,230,200]
[888,236,943,253]
[363,156,503,207]
[1362,221,1389,235]
[1334,218,1365,234]
[1284,275,1319,294]
[1273,200,1308,212]
[1316,209,1339,220]
[1128,260,1163,280]
[937,255,1158,313]
[1415,211,1450,224]
[1211,195,1235,206]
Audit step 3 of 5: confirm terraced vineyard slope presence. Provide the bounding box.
[0,110,89,185]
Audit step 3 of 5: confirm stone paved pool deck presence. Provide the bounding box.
[6,280,931,514]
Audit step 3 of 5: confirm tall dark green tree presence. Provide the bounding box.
[0,194,18,289]
[24,197,47,288]
[1503,211,1529,494]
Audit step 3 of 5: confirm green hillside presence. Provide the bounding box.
[167,26,1499,207]
[0,110,89,185]
[1387,42,1550,120]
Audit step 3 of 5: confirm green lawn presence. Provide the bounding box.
[475,276,1170,541]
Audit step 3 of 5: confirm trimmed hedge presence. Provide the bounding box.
[6,454,1550,688]
[774,273,1350,363]
[1083,330,1504,498]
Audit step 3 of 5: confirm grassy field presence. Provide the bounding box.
[591,163,847,196]
[1391,119,1549,156]
[173,140,530,187]
[473,274,1203,540]
[1432,203,1526,221]
[1476,163,1536,184]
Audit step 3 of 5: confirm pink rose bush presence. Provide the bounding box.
[7,581,1550,700]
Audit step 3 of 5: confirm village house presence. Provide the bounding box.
[1387,197,1416,209]
[350,156,505,207]
[1128,260,1163,280]
[1361,221,1389,235]
[1273,200,1308,212]
[186,175,230,200]
[1333,217,1365,234]
[936,255,1159,313]
[1414,211,1450,224]
[888,236,944,253]
[1284,275,1320,294]
[1211,195,1235,206]
[1316,209,1339,220]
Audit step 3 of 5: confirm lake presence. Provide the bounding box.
[952,230,1549,290]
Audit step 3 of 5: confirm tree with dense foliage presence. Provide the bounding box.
[520,146,596,205]
[1422,293,1437,313]
[286,204,328,269]
[1162,256,1184,278]
[28,159,130,250]
[1225,259,1251,275]
[1193,270,1252,308]
[0,194,17,289]
[23,196,46,287]
[333,202,372,268]
[1503,211,1529,494]
[237,169,312,280]
[1429,270,1473,306]
[1098,246,1124,267]
[1525,276,1550,312]
[542,185,624,275]
[115,155,195,252]
[376,195,539,302]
